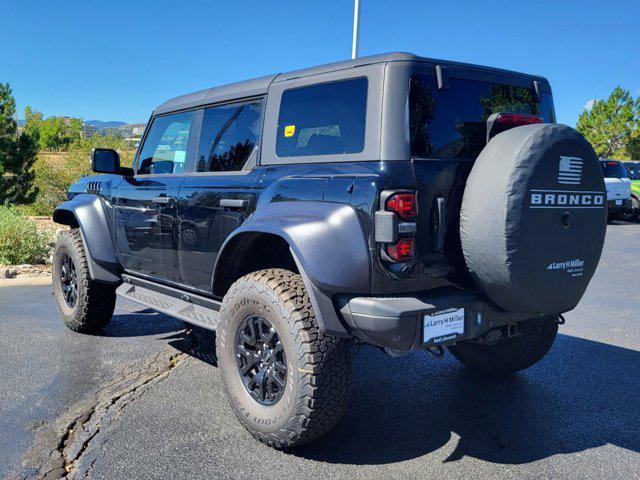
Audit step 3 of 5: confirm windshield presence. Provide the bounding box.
[600,161,628,178]
[409,75,555,160]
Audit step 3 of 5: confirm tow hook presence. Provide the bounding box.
[507,322,519,338]
[425,346,445,358]
[555,314,566,325]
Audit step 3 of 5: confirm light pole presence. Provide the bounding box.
[351,0,361,59]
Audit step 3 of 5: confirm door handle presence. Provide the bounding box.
[220,198,249,208]
[153,196,176,205]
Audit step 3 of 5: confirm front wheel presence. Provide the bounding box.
[448,317,558,376]
[52,229,116,333]
[216,268,354,448]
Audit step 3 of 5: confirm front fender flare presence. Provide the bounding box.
[214,201,372,336]
[53,194,121,283]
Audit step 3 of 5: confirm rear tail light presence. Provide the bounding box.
[386,193,417,219]
[386,237,415,261]
[495,113,544,126]
[376,190,418,263]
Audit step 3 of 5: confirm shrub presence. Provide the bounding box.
[27,134,136,216]
[0,206,51,265]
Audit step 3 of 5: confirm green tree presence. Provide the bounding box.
[0,83,17,178]
[576,87,640,160]
[22,107,84,153]
[0,83,39,205]
[23,105,43,143]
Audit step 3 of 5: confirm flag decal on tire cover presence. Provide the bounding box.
[558,156,583,185]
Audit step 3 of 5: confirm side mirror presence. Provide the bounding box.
[91,148,133,176]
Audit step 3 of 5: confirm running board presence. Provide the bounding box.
[116,274,220,331]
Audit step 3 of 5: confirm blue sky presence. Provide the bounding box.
[2,0,638,126]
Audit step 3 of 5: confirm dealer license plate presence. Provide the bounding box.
[423,308,465,345]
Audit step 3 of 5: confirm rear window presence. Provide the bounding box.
[600,161,628,178]
[276,77,367,157]
[409,75,555,160]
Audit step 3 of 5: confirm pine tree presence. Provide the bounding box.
[0,83,39,204]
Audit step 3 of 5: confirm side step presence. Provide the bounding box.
[116,274,220,331]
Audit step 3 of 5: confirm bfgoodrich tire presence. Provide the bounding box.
[448,318,558,376]
[52,229,116,333]
[216,268,354,448]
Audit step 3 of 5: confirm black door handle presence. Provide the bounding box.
[220,198,249,208]
[153,196,176,205]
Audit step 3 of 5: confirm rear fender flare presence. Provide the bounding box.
[53,194,121,283]
[214,201,372,336]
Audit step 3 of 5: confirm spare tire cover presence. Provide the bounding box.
[460,123,606,315]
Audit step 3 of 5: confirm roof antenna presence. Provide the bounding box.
[351,0,361,59]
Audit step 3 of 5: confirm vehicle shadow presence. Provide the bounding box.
[167,325,218,367]
[96,309,183,338]
[102,309,639,466]
[291,334,640,465]
[98,307,219,363]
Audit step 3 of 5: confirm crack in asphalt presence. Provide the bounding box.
[15,349,188,480]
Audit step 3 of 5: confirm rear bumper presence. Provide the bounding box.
[607,198,631,214]
[337,287,535,351]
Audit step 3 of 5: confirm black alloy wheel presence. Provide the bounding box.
[59,253,78,308]
[235,315,287,405]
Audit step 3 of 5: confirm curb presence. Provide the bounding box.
[0,276,52,287]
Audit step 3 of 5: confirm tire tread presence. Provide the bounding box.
[218,268,353,448]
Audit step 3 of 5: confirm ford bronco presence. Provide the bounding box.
[52,53,607,448]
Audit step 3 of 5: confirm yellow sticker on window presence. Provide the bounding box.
[284,125,296,137]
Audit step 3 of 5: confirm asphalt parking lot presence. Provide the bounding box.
[1,222,639,480]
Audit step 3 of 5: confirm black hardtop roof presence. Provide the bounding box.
[154,52,548,115]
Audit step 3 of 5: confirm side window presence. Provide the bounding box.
[137,111,194,175]
[196,99,263,172]
[276,77,367,157]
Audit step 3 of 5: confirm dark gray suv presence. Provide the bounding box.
[51,53,607,448]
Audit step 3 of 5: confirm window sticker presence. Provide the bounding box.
[174,150,186,163]
[284,125,296,137]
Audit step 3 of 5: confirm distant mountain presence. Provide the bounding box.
[84,120,127,129]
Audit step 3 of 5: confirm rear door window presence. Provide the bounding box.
[409,75,554,160]
[196,99,263,172]
[276,77,367,157]
[137,111,194,175]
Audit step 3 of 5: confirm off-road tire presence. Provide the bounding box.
[448,318,558,376]
[52,229,116,333]
[217,268,354,448]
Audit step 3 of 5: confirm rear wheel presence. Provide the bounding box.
[216,268,354,448]
[448,318,558,376]
[52,229,116,333]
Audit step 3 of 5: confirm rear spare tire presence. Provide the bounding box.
[460,124,606,315]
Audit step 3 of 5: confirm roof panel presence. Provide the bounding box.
[154,52,548,115]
